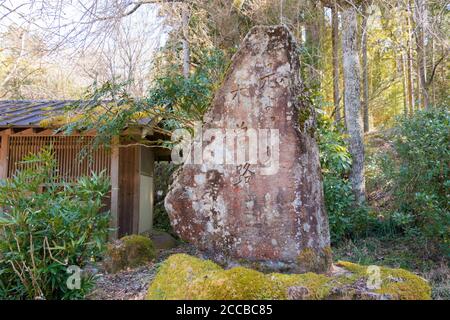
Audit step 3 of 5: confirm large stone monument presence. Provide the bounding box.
[165,25,331,273]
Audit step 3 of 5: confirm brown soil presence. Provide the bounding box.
[87,243,200,300]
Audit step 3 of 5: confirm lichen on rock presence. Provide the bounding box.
[297,246,333,274]
[104,235,156,273]
[146,254,431,300]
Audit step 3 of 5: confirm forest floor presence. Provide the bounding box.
[88,237,450,300]
[352,130,449,300]
[87,243,201,300]
[88,238,449,300]
[333,237,449,300]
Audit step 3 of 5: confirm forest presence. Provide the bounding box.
[0,0,448,302]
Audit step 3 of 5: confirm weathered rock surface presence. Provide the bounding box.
[165,25,331,273]
[146,254,432,300]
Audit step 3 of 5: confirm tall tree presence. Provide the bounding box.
[181,3,191,79]
[331,1,342,123]
[414,0,429,109]
[305,0,324,88]
[431,36,435,106]
[406,0,416,114]
[361,2,370,132]
[401,52,409,115]
[341,1,366,204]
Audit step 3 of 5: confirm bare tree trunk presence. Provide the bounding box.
[181,5,190,79]
[361,3,369,132]
[305,0,324,88]
[431,36,435,106]
[414,0,429,108]
[332,1,341,124]
[402,52,409,115]
[342,5,366,204]
[416,54,421,109]
[410,0,421,109]
[406,1,415,115]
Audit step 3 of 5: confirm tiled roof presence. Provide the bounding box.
[0,100,78,127]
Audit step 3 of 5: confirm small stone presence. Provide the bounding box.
[287,286,310,300]
[355,292,393,300]
[104,235,156,273]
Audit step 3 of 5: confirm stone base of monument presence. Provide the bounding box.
[146,254,431,300]
[197,245,333,275]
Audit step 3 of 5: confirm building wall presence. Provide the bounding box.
[0,130,156,239]
[138,146,154,234]
[118,144,139,237]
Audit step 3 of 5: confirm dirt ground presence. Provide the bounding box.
[88,239,448,300]
[87,243,200,300]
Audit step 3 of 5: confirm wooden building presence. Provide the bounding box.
[0,100,170,238]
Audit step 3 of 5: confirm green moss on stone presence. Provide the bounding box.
[297,246,332,273]
[336,261,432,300]
[105,235,156,273]
[270,272,332,299]
[298,107,311,128]
[146,254,432,300]
[121,235,156,268]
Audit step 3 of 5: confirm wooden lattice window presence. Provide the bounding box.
[7,135,111,183]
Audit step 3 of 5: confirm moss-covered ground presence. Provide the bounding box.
[146,253,431,300]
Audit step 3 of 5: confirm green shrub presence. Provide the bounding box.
[61,48,229,147]
[389,108,449,253]
[0,148,110,299]
[317,113,372,243]
[149,48,228,127]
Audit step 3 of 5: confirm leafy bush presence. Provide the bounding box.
[389,109,449,253]
[0,148,110,299]
[149,48,228,128]
[61,48,229,147]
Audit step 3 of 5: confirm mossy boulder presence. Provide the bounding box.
[146,254,431,300]
[150,230,178,250]
[104,235,156,273]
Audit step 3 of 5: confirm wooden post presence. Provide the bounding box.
[133,146,140,234]
[0,129,12,180]
[110,136,120,240]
